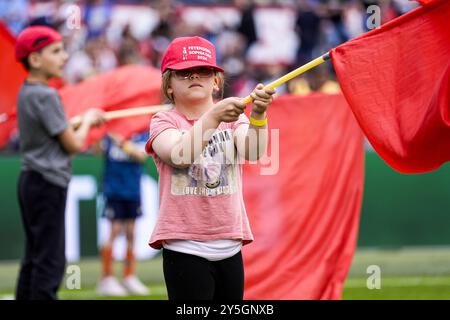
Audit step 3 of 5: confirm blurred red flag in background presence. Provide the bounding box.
[243,94,364,299]
[331,0,450,173]
[0,22,26,148]
[415,0,434,4]
[0,22,162,149]
[59,64,162,147]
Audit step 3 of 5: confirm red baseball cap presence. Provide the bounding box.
[15,26,63,60]
[160,36,224,74]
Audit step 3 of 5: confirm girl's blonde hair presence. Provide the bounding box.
[161,70,225,104]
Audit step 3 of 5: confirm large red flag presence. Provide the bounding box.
[59,64,162,146]
[415,0,433,4]
[331,0,450,173]
[0,22,26,148]
[243,94,364,299]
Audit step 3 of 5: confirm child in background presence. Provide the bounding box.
[96,132,150,296]
[15,26,105,300]
[146,36,275,300]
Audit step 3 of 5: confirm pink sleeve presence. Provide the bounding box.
[232,113,250,130]
[145,111,178,156]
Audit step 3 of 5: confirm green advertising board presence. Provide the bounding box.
[1,153,449,261]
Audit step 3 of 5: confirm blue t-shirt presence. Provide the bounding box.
[102,132,148,201]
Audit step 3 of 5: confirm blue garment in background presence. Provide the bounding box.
[102,132,148,201]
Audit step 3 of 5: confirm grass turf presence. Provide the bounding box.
[2,247,450,300]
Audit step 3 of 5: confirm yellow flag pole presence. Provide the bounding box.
[69,53,331,127]
[70,104,172,128]
[241,52,330,104]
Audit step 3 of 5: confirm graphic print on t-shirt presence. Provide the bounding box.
[171,129,239,197]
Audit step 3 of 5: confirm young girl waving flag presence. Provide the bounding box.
[146,36,275,300]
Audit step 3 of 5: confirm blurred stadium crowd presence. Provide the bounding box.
[1,0,418,97]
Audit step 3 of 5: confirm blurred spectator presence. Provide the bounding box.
[288,64,340,95]
[235,0,258,52]
[84,0,112,40]
[89,37,118,72]
[256,64,288,95]
[216,29,247,77]
[149,0,179,67]
[152,0,177,39]
[229,64,258,98]
[295,0,321,65]
[343,0,365,39]
[65,37,117,83]
[117,24,144,65]
[0,0,29,35]
[322,0,349,44]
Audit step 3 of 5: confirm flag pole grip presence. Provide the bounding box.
[241,52,331,104]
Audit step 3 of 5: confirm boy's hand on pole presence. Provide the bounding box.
[83,108,106,127]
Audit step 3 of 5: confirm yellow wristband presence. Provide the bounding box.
[249,115,268,127]
[122,142,133,154]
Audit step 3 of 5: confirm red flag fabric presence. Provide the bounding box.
[243,94,364,299]
[331,0,450,173]
[58,64,162,146]
[415,0,434,4]
[0,22,26,148]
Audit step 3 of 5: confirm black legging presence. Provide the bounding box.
[162,248,244,300]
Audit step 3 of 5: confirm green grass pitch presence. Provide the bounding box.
[2,247,450,300]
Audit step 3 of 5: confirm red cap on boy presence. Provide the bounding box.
[15,26,62,60]
[160,36,224,74]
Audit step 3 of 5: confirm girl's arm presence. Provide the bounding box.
[234,84,275,161]
[152,97,246,168]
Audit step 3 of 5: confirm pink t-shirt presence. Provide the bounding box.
[145,108,254,249]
